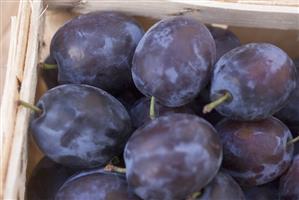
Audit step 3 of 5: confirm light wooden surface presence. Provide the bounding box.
[216,0,299,6]
[1,2,31,197]
[45,0,299,30]
[0,1,19,105]
[1,0,43,199]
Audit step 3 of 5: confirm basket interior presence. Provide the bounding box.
[27,6,299,184]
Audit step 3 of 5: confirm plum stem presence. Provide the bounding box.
[287,135,299,145]
[104,164,126,174]
[18,100,42,114]
[186,191,201,200]
[203,92,231,114]
[40,62,57,70]
[150,96,155,120]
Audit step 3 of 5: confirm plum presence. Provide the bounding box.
[206,43,297,120]
[243,180,279,200]
[279,155,299,200]
[198,171,245,200]
[40,55,59,89]
[208,26,241,62]
[26,157,77,200]
[114,85,144,111]
[129,97,194,129]
[55,170,140,200]
[30,84,132,168]
[216,117,293,186]
[124,113,222,200]
[132,16,216,107]
[276,58,299,128]
[50,11,144,93]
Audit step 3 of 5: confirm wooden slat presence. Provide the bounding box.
[215,0,299,7]
[45,0,299,30]
[176,0,299,30]
[0,1,31,198]
[2,0,44,199]
[0,16,17,199]
[230,26,299,58]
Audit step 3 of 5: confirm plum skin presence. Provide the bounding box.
[275,58,299,128]
[55,170,140,200]
[279,155,299,200]
[41,55,58,89]
[124,113,222,200]
[216,117,293,186]
[129,97,194,129]
[198,171,245,200]
[207,26,241,62]
[50,11,144,93]
[26,157,77,200]
[243,180,279,200]
[132,16,216,107]
[30,84,132,169]
[114,85,143,111]
[211,43,297,120]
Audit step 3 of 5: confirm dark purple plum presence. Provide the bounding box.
[55,170,140,200]
[216,117,293,186]
[124,114,222,200]
[129,97,194,129]
[191,87,223,125]
[114,85,144,111]
[40,55,58,89]
[30,84,132,168]
[279,155,299,200]
[208,43,297,120]
[50,11,144,93]
[132,16,216,107]
[276,58,299,128]
[198,171,245,200]
[26,157,78,200]
[243,180,279,200]
[208,26,241,62]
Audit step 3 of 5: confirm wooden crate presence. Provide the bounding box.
[1,0,299,199]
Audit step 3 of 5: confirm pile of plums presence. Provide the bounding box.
[23,11,299,200]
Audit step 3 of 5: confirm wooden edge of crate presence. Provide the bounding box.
[1,0,44,199]
[1,1,31,198]
[45,0,299,30]
[0,15,17,200]
[216,0,299,7]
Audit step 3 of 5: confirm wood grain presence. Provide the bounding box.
[215,0,299,6]
[45,0,299,30]
[1,1,44,199]
[0,1,19,105]
[1,1,31,198]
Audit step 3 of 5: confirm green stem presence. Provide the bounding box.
[104,164,126,173]
[40,63,57,70]
[150,96,155,120]
[287,135,299,146]
[203,92,231,114]
[186,191,202,200]
[18,100,42,114]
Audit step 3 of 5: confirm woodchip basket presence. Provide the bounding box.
[1,0,299,199]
